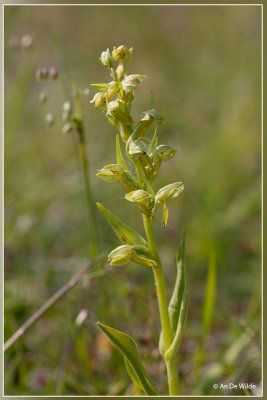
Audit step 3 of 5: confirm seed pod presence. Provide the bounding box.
[125,190,152,206]
[100,48,113,69]
[112,45,133,63]
[90,92,107,109]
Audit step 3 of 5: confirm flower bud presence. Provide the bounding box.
[112,45,133,62]
[122,74,146,93]
[108,245,133,266]
[125,190,152,206]
[49,67,58,79]
[156,182,184,204]
[100,48,113,69]
[90,92,106,109]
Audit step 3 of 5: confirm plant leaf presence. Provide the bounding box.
[97,203,147,246]
[97,322,158,395]
[116,134,128,171]
[164,233,188,361]
[169,232,186,333]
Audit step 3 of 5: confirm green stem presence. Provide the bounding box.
[72,87,99,259]
[78,128,99,259]
[143,215,179,395]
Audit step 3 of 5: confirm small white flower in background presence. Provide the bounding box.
[45,113,54,126]
[75,309,89,327]
[21,34,33,48]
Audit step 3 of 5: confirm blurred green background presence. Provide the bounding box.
[4,5,261,396]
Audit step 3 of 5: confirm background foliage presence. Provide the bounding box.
[4,5,261,395]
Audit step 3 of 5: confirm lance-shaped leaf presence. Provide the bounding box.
[164,233,188,361]
[116,134,128,171]
[91,83,109,90]
[97,322,159,395]
[97,203,147,246]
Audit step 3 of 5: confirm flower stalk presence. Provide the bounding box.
[73,89,99,259]
[91,45,187,396]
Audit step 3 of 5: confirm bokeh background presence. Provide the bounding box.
[4,5,261,396]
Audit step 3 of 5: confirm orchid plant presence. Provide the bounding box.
[91,45,188,396]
